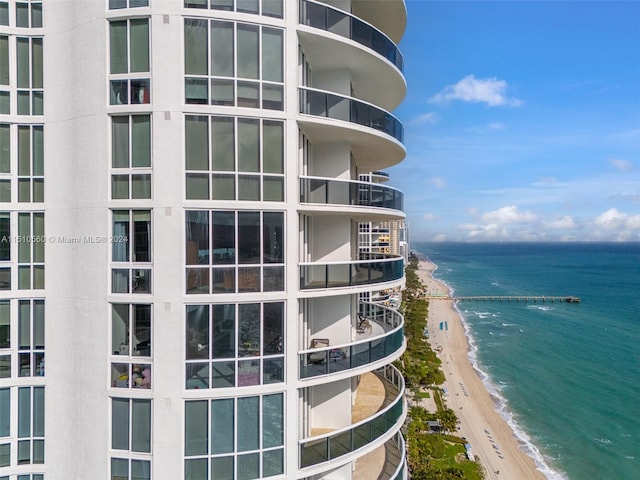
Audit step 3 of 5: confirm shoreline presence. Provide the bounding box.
[416,257,549,480]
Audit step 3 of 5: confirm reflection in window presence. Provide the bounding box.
[185,393,284,479]
[184,0,282,18]
[185,19,283,109]
[186,302,283,388]
[186,210,284,294]
[185,116,284,201]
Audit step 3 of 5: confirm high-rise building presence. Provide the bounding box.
[0,1,408,479]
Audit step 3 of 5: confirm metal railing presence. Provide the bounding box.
[300,253,404,290]
[299,0,404,72]
[300,302,404,378]
[299,87,404,143]
[300,365,405,468]
[300,176,403,211]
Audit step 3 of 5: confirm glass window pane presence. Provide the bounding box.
[0,91,8,114]
[110,21,128,74]
[16,38,30,87]
[211,456,233,480]
[32,39,43,89]
[211,79,234,106]
[0,4,7,26]
[186,304,209,359]
[33,301,44,348]
[212,304,235,358]
[237,24,259,79]
[18,126,30,175]
[131,174,151,199]
[111,458,128,480]
[263,176,283,202]
[185,458,208,480]
[0,388,10,436]
[238,212,260,263]
[133,304,151,356]
[262,28,283,82]
[0,124,8,173]
[263,393,283,448]
[18,387,31,437]
[131,115,151,167]
[211,174,235,200]
[263,212,283,263]
[112,117,130,168]
[133,211,151,262]
[263,0,283,18]
[112,398,130,450]
[211,21,234,77]
[112,211,130,262]
[185,116,209,170]
[33,387,44,436]
[16,3,29,27]
[262,121,283,174]
[185,19,208,75]
[111,79,129,105]
[186,173,209,200]
[238,175,260,201]
[237,452,259,480]
[238,0,259,14]
[112,175,129,199]
[262,302,283,354]
[185,77,208,104]
[131,399,151,452]
[211,117,234,171]
[262,84,283,110]
[263,449,284,477]
[131,459,151,480]
[130,19,150,73]
[18,300,30,348]
[112,304,129,355]
[237,81,259,108]
[212,211,235,263]
[237,397,259,451]
[211,398,234,454]
[185,401,208,456]
[31,4,42,28]
[0,180,9,202]
[238,119,259,172]
[0,36,8,85]
[32,126,43,175]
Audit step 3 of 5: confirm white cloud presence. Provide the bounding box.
[593,208,640,230]
[429,75,523,107]
[608,158,634,172]
[428,177,447,189]
[410,112,439,125]
[423,212,437,221]
[481,205,537,224]
[546,216,577,229]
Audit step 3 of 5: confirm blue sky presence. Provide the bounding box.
[390,0,640,242]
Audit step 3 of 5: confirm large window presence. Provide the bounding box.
[112,210,152,294]
[0,301,9,378]
[18,299,44,377]
[17,212,44,289]
[18,124,44,202]
[111,303,152,389]
[185,116,284,201]
[110,0,149,9]
[185,302,283,389]
[18,386,44,465]
[0,36,8,113]
[16,36,43,115]
[16,1,42,28]
[0,213,9,288]
[0,124,11,199]
[184,0,283,18]
[111,398,152,478]
[184,393,284,479]
[110,18,150,105]
[184,19,283,109]
[186,210,284,294]
[111,115,151,199]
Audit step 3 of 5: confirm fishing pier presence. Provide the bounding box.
[424,294,580,303]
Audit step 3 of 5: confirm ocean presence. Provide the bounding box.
[413,242,640,480]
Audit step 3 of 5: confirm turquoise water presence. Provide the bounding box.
[414,242,640,480]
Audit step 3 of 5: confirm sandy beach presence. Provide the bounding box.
[416,258,546,480]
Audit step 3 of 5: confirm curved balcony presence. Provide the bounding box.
[353,433,407,480]
[298,87,405,171]
[300,302,404,379]
[300,253,404,291]
[300,176,404,217]
[300,0,404,72]
[300,365,405,469]
[351,0,407,44]
[300,87,403,143]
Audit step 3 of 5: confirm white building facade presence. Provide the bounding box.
[0,1,408,479]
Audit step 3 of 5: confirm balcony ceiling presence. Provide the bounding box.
[351,0,407,44]
[298,30,406,112]
[298,117,406,171]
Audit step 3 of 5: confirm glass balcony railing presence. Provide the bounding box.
[299,87,404,143]
[300,176,404,211]
[299,0,404,72]
[300,365,405,468]
[300,253,404,290]
[300,302,404,379]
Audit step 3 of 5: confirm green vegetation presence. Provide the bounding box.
[398,253,484,479]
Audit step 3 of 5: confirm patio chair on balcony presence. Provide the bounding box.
[357,315,372,334]
[308,338,329,364]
